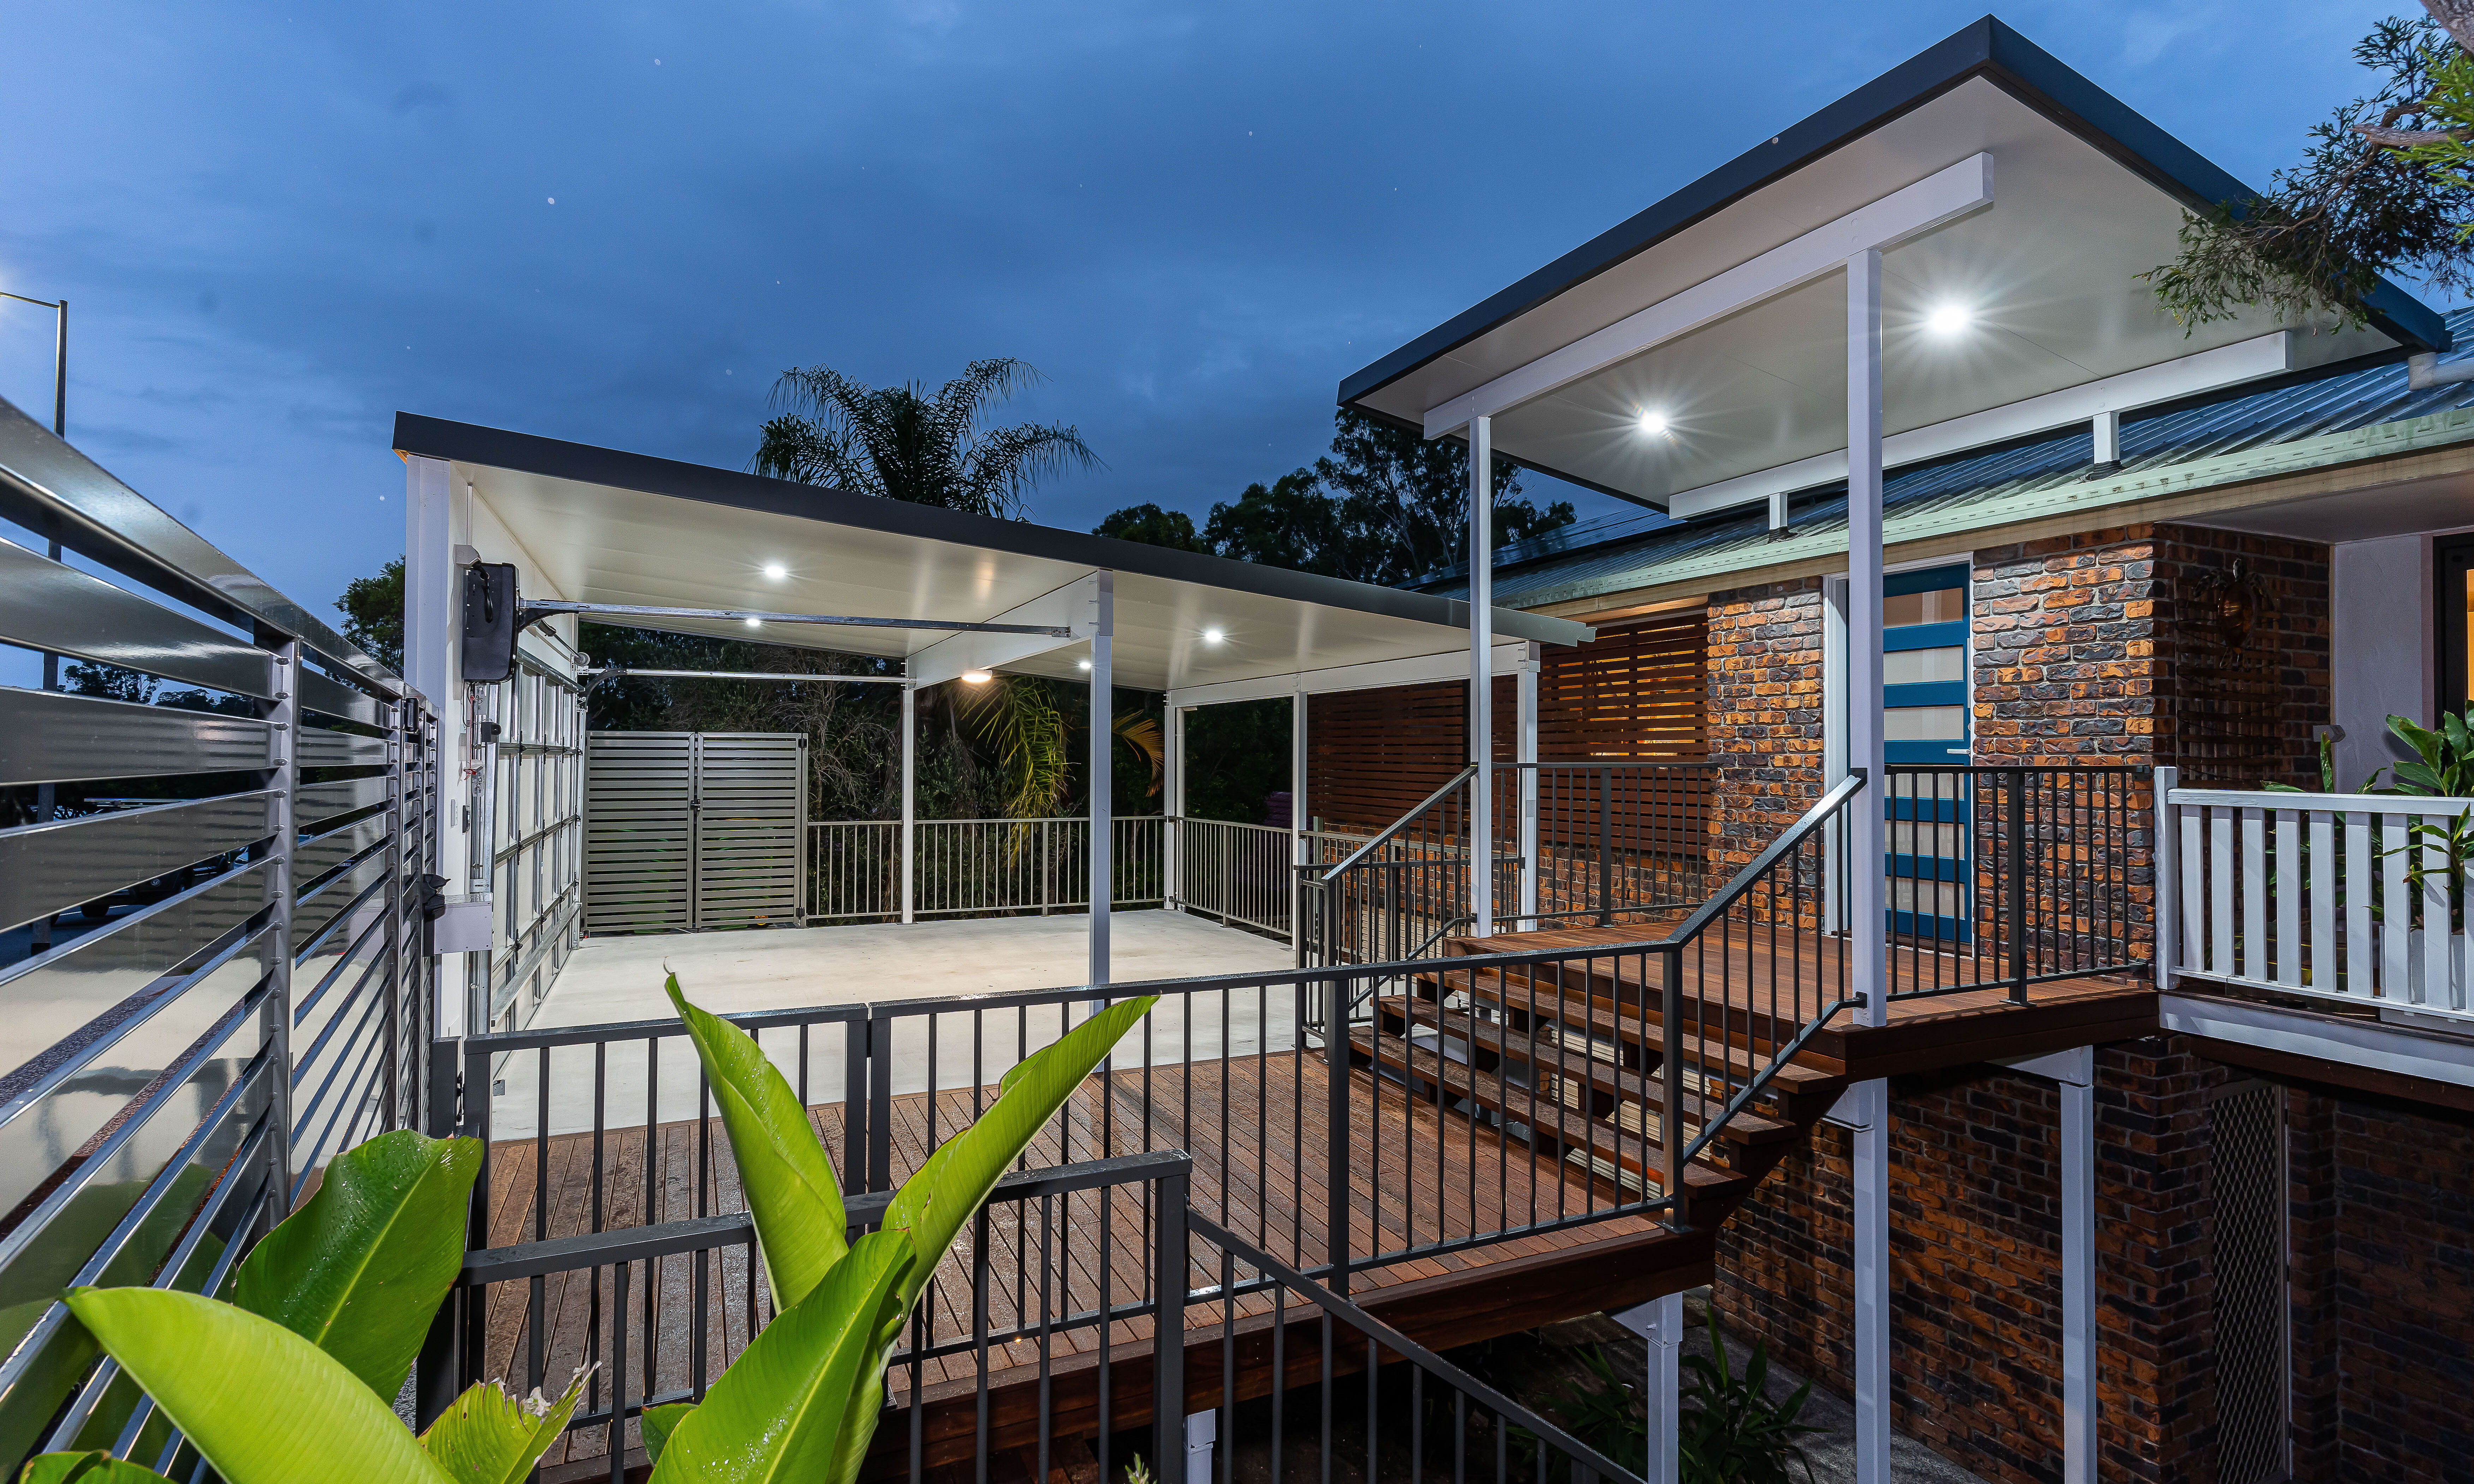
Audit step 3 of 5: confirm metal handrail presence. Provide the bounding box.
[1307,765,1478,882]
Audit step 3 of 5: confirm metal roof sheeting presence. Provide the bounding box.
[1420,308,2474,608]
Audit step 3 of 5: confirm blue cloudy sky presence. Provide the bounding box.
[0,0,2420,620]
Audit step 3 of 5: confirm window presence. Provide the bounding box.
[2438,535,2474,719]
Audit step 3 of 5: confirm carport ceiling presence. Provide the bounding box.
[1340,18,2444,511]
[393,413,1587,691]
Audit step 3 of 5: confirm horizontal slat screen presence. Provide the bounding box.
[0,542,273,701]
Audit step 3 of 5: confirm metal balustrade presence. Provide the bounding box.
[0,393,438,1464]
[2160,765,2474,1023]
[806,815,1165,922]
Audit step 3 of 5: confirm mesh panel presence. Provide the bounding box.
[2213,1081,2287,1484]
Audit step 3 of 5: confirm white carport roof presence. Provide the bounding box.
[392,413,1590,696]
[1341,17,2449,518]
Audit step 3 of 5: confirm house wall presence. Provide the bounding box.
[1703,577,1827,877]
[1712,1039,2226,1484]
[2330,534,2430,788]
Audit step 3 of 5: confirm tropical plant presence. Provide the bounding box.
[1508,1344,1647,1482]
[2143,6,2474,331]
[18,1128,598,1484]
[638,976,1157,1482]
[1675,1310,1821,1484]
[752,357,1099,521]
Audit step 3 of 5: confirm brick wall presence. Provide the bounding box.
[1703,578,1827,875]
[2151,525,2332,789]
[2286,1089,2474,1482]
[1711,1038,2228,1484]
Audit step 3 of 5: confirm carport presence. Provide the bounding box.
[393,413,1589,1036]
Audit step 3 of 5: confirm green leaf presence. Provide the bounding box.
[231,1128,483,1400]
[640,1404,693,1468]
[18,1454,178,1483]
[61,1288,446,1484]
[418,1371,588,1484]
[881,996,1157,1292]
[665,975,848,1311]
[648,1231,914,1484]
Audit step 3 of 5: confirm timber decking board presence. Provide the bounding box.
[480,1052,1666,1470]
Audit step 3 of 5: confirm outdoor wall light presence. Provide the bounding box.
[1926,304,1972,336]
[1203,627,1225,644]
[961,669,993,684]
[762,563,787,580]
[1637,411,1671,436]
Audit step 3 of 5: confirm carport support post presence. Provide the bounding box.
[1847,246,1891,1484]
[1468,414,1494,939]
[1088,572,1115,989]
[1517,643,1538,930]
[1165,704,1186,911]
[900,679,916,926]
[1641,1291,1683,1484]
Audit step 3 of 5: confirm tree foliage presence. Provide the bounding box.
[751,358,1101,520]
[336,557,406,673]
[1101,408,1575,587]
[2146,11,2474,329]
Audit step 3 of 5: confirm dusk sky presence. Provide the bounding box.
[0,0,2420,623]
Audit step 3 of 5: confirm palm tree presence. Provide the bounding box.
[752,357,1100,520]
[750,356,1146,818]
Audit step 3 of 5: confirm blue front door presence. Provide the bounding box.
[1881,564,1970,941]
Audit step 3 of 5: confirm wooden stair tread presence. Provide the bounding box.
[1424,967,1842,1094]
[1373,997,1797,1147]
[1344,1027,1745,1195]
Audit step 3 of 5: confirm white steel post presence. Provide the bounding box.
[404,455,466,1037]
[1847,246,1892,1484]
[1166,703,1186,912]
[900,679,916,927]
[1517,645,1539,930]
[1469,414,1495,939]
[1641,1291,1684,1484]
[1088,572,1115,989]
[2059,1046,2097,1484]
[1291,686,1309,965]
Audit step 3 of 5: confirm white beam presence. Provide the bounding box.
[905,573,1097,688]
[1470,416,1495,939]
[1423,154,1993,438]
[1088,572,1114,989]
[1668,331,2291,519]
[1165,641,1531,711]
[1851,1077,1891,1484]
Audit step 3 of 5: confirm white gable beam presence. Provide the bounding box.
[1423,154,1995,439]
[1668,329,2299,519]
[1166,641,1529,710]
[905,573,1098,687]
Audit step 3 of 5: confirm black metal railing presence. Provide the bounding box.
[1881,764,2149,1002]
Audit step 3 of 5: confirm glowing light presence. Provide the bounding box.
[1637,411,1670,436]
[961,669,993,684]
[1202,627,1225,644]
[744,617,762,628]
[1078,659,1093,671]
[1926,304,1972,336]
[762,563,787,580]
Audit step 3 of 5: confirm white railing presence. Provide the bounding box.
[808,816,1164,923]
[1165,817,1331,939]
[2161,765,2474,1024]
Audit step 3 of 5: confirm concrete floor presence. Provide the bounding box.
[489,909,1299,1140]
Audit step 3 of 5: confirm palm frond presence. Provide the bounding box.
[954,675,1071,818]
[1112,711,1164,798]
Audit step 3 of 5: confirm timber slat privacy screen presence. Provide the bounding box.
[0,393,437,1468]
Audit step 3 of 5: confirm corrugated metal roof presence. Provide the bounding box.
[1420,307,2474,608]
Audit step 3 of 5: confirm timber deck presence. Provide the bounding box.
[493,922,2156,1481]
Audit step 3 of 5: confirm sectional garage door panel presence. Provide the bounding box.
[587,732,804,935]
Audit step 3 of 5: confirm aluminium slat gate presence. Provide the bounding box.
[584,731,806,933]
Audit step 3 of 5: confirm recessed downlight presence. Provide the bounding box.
[961,669,993,684]
[1638,411,1670,436]
[1202,627,1225,644]
[744,616,763,628]
[1926,304,1972,336]
[761,562,787,580]
[1078,659,1093,671]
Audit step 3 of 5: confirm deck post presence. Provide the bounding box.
[1846,247,1886,1031]
[1153,1161,1190,1480]
[1640,1291,1684,1484]
[1089,571,1115,989]
[1851,1077,1891,1484]
[2057,1046,2097,1484]
[2152,764,2177,988]
[1326,974,1354,1296]
[900,679,916,926]
[1518,645,1539,930]
[1469,414,1494,939]
[1166,703,1185,912]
